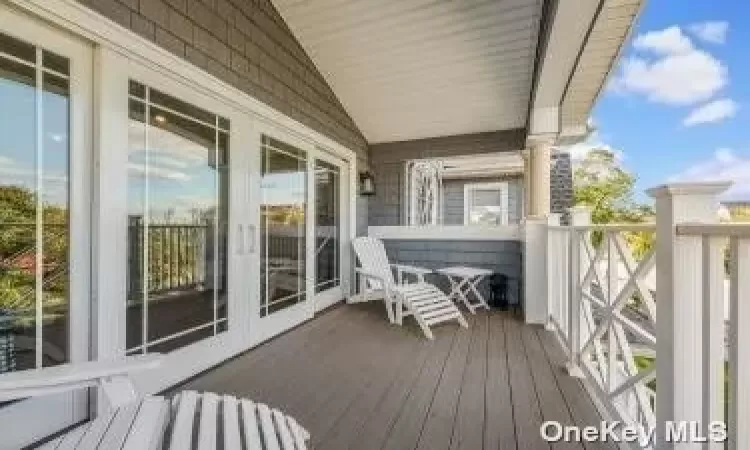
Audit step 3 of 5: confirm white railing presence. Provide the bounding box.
[545,182,748,449]
[548,220,657,446]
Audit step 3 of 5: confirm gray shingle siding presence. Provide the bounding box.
[369,130,525,226]
[382,239,523,306]
[550,151,574,219]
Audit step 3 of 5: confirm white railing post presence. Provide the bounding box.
[524,217,548,325]
[728,236,750,450]
[647,182,730,449]
[566,207,590,377]
[545,213,562,331]
[702,234,725,450]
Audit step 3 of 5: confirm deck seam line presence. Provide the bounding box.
[376,326,459,450]
[411,324,462,450]
[520,324,553,450]
[503,314,520,450]
[446,314,480,450]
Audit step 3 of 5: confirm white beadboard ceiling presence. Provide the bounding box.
[561,0,644,128]
[273,0,544,144]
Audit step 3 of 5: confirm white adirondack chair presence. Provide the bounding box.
[352,237,468,339]
[0,354,309,449]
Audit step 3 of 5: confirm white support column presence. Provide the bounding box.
[527,135,555,219]
[522,150,531,217]
[566,207,590,378]
[524,217,547,325]
[647,182,730,449]
[545,213,562,331]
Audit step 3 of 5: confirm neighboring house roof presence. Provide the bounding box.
[273,0,644,145]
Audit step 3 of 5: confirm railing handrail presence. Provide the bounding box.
[548,223,656,232]
[677,221,750,236]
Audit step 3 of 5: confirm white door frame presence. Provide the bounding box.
[0,4,92,448]
[252,121,316,342]
[312,149,351,312]
[95,50,249,395]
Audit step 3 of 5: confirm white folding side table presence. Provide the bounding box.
[436,266,493,314]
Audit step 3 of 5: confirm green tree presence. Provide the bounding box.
[0,185,69,312]
[573,148,654,258]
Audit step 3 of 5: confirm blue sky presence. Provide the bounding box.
[566,0,749,201]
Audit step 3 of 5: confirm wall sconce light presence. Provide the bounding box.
[359,171,376,196]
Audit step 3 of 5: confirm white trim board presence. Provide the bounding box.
[6,0,359,164]
[368,225,522,241]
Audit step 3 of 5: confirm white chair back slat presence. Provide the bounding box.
[0,354,161,403]
[75,408,118,449]
[55,422,90,450]
[352,237,394,289]
[35,436,64,450]
[222,395,243,450]
[257,403,282,450]
[197,392,219,450]
[285,416,308,450]
[169,390,199,450]
[94,400,142,450]
[272,409,296,449]
[122,396,170,450]
[240,399,263,449]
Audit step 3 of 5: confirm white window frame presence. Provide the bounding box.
[463,182,510,226]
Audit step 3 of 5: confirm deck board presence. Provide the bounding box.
[173,302,613,449]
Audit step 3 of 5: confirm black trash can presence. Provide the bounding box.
[488,273,509,310]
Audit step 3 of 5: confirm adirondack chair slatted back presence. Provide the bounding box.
[352,237,395,289]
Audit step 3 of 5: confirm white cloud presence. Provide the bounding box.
[683,98,738,126]
[669,148,750,199]
[612,26,729,106]
[633,26,693,55]
[560,131,624,166]
[128,162,190,182]
[689,21,729,44]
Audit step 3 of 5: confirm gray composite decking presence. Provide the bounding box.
[172,302,616,450]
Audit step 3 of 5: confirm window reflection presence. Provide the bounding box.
[0,32,70,373]
[260,136,307,316]
[126,81,229,354]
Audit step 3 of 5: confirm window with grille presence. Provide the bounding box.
[463,182,509,225]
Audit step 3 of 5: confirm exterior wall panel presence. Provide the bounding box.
[369,130,525,226]
[382,239,523,307]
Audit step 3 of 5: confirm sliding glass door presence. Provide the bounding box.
[254,127,350,334]
[125,81,230,355]
[0,6,92,447]
[313,155,345,310]
[259,135,308,319]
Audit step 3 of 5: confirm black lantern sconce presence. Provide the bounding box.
[359,171,376,196]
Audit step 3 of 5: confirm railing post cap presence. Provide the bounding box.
[645,181,732,198]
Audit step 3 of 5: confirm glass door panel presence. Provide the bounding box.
[0,31,72,374]
[0,10,92,446]
[260,135,307,317]
[126,81,230,355]
[314,159,340,294]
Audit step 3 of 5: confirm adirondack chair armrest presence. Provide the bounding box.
[391,264,432,283]
[0,353,162,406]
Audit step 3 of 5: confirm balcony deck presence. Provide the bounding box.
[173,302,615,450]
